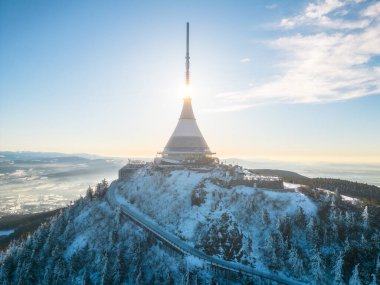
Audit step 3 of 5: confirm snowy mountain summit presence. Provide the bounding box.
[1,163,379,285]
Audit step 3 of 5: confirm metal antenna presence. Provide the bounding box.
[185,22,190,86]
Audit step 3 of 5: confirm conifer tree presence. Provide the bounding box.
[323,228,329,245]
[135,267,143,285]
[112,247,122,284]
[360,234,367,247]
[330,208,337,223]
[288,245,304,278]
[310,246,324,282]
[42,266,52,285]
[369,274,377,285]
[345,211,352,227]
[331,223,338,243]
[362,206,369,228]
[261,209,270,225]
[349,264,362,285]
[101,255,111,285]
[0,255,14,284]
[344,238,351,253]
[295,206,306,228]
[306,217,314,241]
[371,233,380,250]
[86,186,93,200]
[276,231,287,263]
[333,251,345,285]
[263,235,279,269]
[82,269,91,285]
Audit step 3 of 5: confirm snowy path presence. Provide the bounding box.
[106,185,304,285]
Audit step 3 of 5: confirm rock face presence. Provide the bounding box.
[198,213,244,262]
[191,182,207,206]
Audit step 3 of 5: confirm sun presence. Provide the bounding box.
[180,83,193,98]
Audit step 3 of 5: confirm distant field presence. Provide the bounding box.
[224,158,380,187]
[1,152,379,217]
[0,152,125,217]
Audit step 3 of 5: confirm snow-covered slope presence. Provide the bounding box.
[113,167,316,266]
[0,164,379,285]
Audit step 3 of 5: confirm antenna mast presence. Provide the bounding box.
[185,22,190,86]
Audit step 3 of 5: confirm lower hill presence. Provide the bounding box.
[0,209,61,251]
[251,169,380,207]
[0,164,379,284]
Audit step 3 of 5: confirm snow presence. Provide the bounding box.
[0,229,14,236]
[109,165,319,277]
[185,255,204,268]
[341,194,360,204]
[317,188,361,204]
[283,182,302,189]
[64,235,88,259]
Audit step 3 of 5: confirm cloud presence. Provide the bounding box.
[212,0,380,111]
[361,2,380,17]
[203,103,256,113]
[240,58,251,63]
[279,0,371,30]
[265,4,278,9]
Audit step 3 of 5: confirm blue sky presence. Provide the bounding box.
[1,0,379,163]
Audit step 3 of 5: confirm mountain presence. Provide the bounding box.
[0,164,379,284]
[0,151,106,160]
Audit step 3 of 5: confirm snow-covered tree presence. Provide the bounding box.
[275,216,281,232]
[371,233,380,250]
[101,255,111,285]
[295,206,307,228]
[349,264,362,285]
[335,187,341,198]
[86,186,93,200]
[362,206,369,228]
[288,245,304,278]
[261,209,271,225]
[82,269,91,285]
[135,267,143,285]
[345,211,353,227]
[344,238,351,253]
[323,229,328,245]
[329,208,337,223]
[331,223,339,243]
[277,231,287,262]
[306,217,314,241]
[360,234,367,247]
[42,266,52,285]
[310,246,324,282]
[333,251,345,285]
[369,274,377,285]
[263,234,280,270]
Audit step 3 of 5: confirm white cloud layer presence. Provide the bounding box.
[215,0,380,111]
[240,58,251,63]
[279,0,372,29]
[265,4,278,9]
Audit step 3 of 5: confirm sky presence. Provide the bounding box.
[1,0,380,163]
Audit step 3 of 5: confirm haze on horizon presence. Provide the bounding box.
[1,0,380,164]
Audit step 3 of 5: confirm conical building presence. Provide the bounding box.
[156,23,216,165]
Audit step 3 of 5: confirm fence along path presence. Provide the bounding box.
[106,186,304,285]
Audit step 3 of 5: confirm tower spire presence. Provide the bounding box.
[185,22,190,86]
[155,22,216,166]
